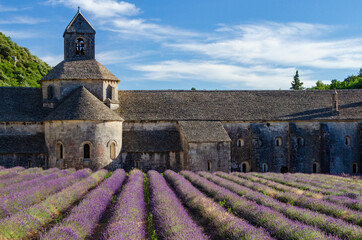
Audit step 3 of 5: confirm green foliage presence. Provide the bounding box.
[290,70,304,90]
[0,32,52,87]
[191,87,196,90]
[143,173,158,240]
[311,68,362,90]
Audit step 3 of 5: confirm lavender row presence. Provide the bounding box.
[0,169,73,197]
[231,172,362,226]
[233,172,362,212]
[0,166,5,170]
[0,168,91,219]
[0,168,59,188]
[102,169,147,240]
[210,172,362,240]
[42,169,126,240]
[0,166,24,179]
[182,171,338,240]
[164,170,273,240]
[301,173,362,186]
[0,169,108,240]
[253,172,360,197]
[148,170,209,240]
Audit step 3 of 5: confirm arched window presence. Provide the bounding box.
[297,137,304,146]
[75,38,85,56]
[208,161,212,172]
[262,163,268,172]
[345,136,351,146]
[241,162,247,173]
[47,85,54,100]
[106,85,112,99]
[352,163,358,174]
[275,137,282,147]
[84,143,91,159]
[135,160,140,169]
[57,142,64,159]
[27,160,32,168]
[110,142,116,160]
[237,138,244,147]
[313,163,318,173]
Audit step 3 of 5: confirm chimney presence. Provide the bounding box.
[332,89,338,112]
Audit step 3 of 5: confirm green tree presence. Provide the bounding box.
[290,70,304,90]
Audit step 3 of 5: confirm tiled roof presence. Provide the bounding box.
[117,90,362,121]
[41,59,119,81]
[45,86,123,121]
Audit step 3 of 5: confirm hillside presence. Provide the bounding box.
[0,32,51,87]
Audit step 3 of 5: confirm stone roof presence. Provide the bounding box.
[117,90,362,121]
[179,121,231,143]
[45,86,123,121]
[0,134,47,153]
[122,130,182,152]
[0,87,50,122]
[41,59,119,81]
[63,10,95,36]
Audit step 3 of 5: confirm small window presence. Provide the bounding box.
[84,143,91,159]
[297,137,304,147]
[237,138,244,147]
[281,166,288,173]
[313,163,318,173]
[208,161,212,172]
[58,143,64,159]
[27,160,32,168]
[106,85,112,99]
[275,137,282,147]
[47,85,54,100]
[75,38,85,56]
[262,163,268,172]
[135,160,140,169]
[345,136,351,146]
[110,142,116,160]
[352,163,358,174]
[241,162,247,173]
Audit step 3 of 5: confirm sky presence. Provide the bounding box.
[2,1,362,90]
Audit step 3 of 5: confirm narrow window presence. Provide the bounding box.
[106,85,112,99]
[262,163,268,172]
[27,160,32,168]
[353,163,358,174]
[47,85,54,100]
[313,163,317,173]
[242,163,247,173]
[208,161,212,172]
[58,143,63,159]
[136,160,140,169]
[275,137,282,147]
[237,138,244,147]
[345,136,351,146]
[110,142,116,160]
[75,38,85,56]
[297,137,304,146]
[84,143,90,159]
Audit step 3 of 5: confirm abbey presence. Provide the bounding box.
[0,11,361,174]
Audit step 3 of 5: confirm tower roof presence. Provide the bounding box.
[63,9,95,37]
[41,59,119,81]
[45,86,123,121]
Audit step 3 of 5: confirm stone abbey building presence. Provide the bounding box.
[0,11,361,174]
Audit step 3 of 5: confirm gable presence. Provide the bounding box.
[64,11,95,35]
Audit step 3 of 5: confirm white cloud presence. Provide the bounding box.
[0,4,19,12]
[0,16,47,25]
[132,60,316,89]
[39,54,63,66]
[168,22,362,70]
[0,30,38,39]
[47,0,139,18]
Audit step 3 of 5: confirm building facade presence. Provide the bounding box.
[0,11,361,174]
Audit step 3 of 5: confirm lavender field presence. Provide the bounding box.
[0,166,361,240]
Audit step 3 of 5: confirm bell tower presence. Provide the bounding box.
[63,8,95,60]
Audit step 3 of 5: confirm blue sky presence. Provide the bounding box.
[2,0,362,90]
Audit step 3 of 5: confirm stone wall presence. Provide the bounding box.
[45,120,122,170]
[0,122,43,135]
[64,33,95,60]
[0,153,47,168]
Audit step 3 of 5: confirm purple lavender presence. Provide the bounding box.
[0,168,59,188]
[0,166,25,179]
[147,170,209,240]
[164,170,274,240]
[102,169,147,240]
[42,169,126,240]
[211,171,362,240]
[0,169,108,240]
[181,171,339,240]
[0,166,5,171]
[0,168,91,219]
